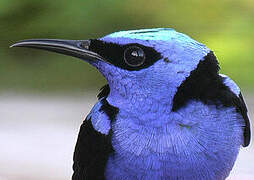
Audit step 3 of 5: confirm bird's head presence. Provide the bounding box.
[11,28,211,108]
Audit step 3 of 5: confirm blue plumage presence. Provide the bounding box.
[86,28,250,179]
[11,28,251,180]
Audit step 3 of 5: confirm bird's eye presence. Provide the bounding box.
[124,46,145,67]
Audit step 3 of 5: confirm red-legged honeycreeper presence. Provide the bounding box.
[11,28,251,180]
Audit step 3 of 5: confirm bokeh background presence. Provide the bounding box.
[1,0,253,179]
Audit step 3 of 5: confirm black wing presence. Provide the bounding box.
[72,117,113,180]
[235,92,251,147]
[72,84,113,180]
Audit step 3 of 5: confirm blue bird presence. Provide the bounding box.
[11,28,251,180]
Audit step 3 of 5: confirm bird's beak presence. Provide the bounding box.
[10,39,105,63]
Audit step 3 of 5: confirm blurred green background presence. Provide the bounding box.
[1,1,254,179]
[1,0,254,94]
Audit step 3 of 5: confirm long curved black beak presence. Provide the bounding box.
[10,39,104,62]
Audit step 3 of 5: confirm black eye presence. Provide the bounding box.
[124,46,145,67]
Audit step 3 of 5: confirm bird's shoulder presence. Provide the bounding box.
[172,52,250,147]
[72,84,118,180]
[219,74,240,95]
[219,74,251,147]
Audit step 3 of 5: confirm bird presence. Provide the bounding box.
[11,28,251,180]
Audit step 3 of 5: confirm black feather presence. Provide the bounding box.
[72,85,119,179]
[236,93,251,146]
[72,118,113,180]
[89,39,161,71]
[173,51,250,146]
[97,84,110,100]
